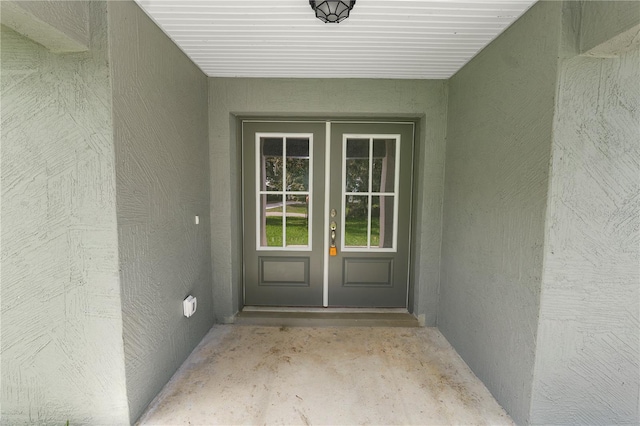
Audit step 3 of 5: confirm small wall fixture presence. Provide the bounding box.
[309,0,356,23]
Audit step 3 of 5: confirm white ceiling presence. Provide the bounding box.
[135,0,538,79]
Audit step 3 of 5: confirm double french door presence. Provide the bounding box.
[242,121,413,307]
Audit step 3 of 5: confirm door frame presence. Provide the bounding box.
[239,118,418,310]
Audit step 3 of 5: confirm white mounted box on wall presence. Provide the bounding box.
[183,295,197,318]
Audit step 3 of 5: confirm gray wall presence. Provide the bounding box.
[108,1,213,422]
[208,78,448,324]
[439,2,562,424]
[441,1,640,424]
[0,2,129,424]
[0,0,90,52]
[530,37,640,426]
[580,0,640,56]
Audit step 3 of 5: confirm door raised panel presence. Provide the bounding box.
[259,257,310,287]
[343,258,394,287]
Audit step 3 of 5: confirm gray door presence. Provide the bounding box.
[327,123,413,307]
[242,121,326,306]
[243,121,413,307]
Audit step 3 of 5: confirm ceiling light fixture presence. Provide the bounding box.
[309,1,356,23]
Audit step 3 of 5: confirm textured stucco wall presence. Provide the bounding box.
[439,2,562,423]
[530,43,640,426]
[580,0,640,56]
[108,1,213,422]
[209,78,448,324]
[0,0,90,52]
[0,2,129,424]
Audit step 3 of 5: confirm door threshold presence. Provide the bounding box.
[242,306,409,314]
[236,306,419,328]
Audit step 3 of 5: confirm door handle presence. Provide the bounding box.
[330,221,337,256]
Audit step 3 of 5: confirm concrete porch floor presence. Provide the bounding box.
[137,325,514,425]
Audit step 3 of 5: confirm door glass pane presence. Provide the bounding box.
[371,195,394,248]
[372,139,395,193]
[261,194,283,247]
[370,195,380,247]
[257,134,312,250]
[342,135,399,252]
[285,194,309,247]
[286,138,310,191]
[345,139,369,193]
[261,137,283,191]
[344,195,369,247]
